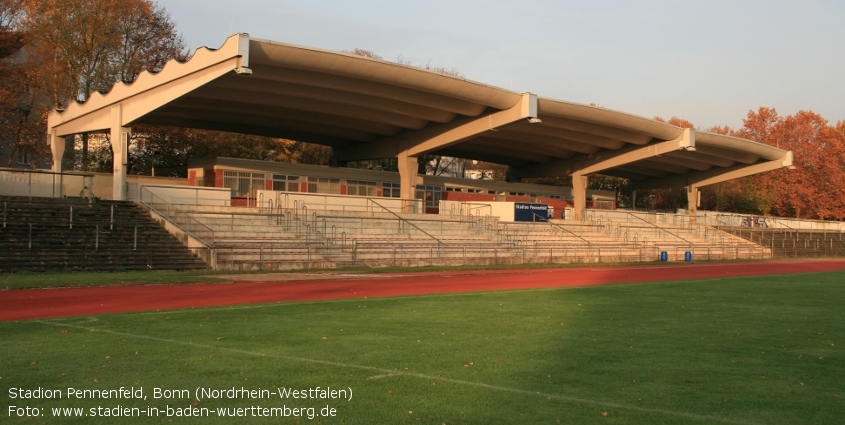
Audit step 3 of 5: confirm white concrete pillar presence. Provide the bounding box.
[49,131,66,197]
[111,104,130,201]
[572,171,587,221]
[397,151,421,213]
[50,131,65,173]
[687,185,700,225]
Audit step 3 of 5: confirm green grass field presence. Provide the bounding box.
[2,272,843,424]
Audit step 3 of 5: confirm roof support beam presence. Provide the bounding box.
[635,151,794,190]
[49,58,244,136]
[512,128,695,178]
[348,93,537,212]
[335,93,539,161]
[424,96,538,154]
[48,33,250,136]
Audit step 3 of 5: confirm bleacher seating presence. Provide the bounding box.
[719,227,845,257]
[0,196,208,272]
[2,194,776,273]
[164,204,771,270]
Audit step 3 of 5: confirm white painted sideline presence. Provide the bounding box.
[34,318,764,425]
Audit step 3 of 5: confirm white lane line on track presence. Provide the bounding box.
[33,319,764,425]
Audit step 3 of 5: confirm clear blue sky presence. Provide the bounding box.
[159,0,844,130]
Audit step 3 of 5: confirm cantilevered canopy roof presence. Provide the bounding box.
[47,33,792,193]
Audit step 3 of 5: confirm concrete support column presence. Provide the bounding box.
[572,171,587,221]
[397,151,420,213]
[687,185,700,225]
[111,104,130,201]
[49,131,66,197]
[50,131,65,173]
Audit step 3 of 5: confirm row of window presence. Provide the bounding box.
[444,186,568,200]
[220,170,576,206]
[223,171,265,198]
[224,171,402,199]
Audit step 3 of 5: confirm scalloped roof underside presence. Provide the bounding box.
[48,34,790,182]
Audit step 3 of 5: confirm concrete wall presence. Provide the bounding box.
[0,168,88,198]
[130,184,231,206]
[257,190,422,214]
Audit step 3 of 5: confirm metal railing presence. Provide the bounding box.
[366,198,443,247]
[621,212,693,245]
[132,191,793,270]
[268,190,423,215]
[545,219,594,247]
[137,186,215,247]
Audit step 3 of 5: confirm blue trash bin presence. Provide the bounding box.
[660,251,668,262]
[685,251,692,262]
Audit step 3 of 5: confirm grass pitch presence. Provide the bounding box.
[1,272,843,424]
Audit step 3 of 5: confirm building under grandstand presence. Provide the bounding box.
[187,157,616,215]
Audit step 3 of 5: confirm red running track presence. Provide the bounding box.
[2,259,845,322]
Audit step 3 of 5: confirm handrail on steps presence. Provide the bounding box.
[137,186,215,247]
[367,198,443,246]
[626,212,692,245]
[542,215,593,247]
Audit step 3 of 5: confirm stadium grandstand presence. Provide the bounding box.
[1,33,824,272]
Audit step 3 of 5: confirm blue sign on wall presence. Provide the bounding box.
[514,203,549,222]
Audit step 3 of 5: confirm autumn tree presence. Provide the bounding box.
[18,0,187,170]
[653,116,695,130]
[0,0,49,167]
[695,124,767,214]
[700,108,845,220]
[736,108,845,220]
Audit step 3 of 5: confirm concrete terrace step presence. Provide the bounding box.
[168,203,777,269]
[0,195,209,272]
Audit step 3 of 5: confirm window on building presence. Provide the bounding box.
[16,152,28,166]
[272,174,300,192]
[382,182,400,198]
[346,179,378,197]
[223,171,265,197]
[306,177,340,194]
[594,200,615,210]
[416,185,443,208]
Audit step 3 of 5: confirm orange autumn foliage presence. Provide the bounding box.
[735,108,845,220]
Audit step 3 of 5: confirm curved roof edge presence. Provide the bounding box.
[44,33,793,192]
